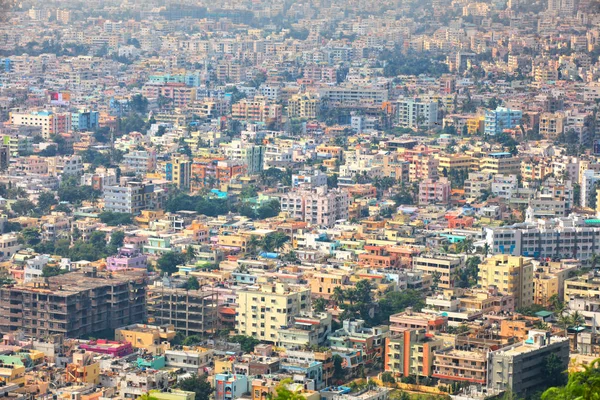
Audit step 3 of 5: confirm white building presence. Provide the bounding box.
[397,97,439,129]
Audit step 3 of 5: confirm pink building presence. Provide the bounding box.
[106,245,147,271]
[79,339,133,357]
[418,178,451,205]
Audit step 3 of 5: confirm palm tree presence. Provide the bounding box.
[272,232,290,252]
[247,235,260,256]
[482,243,490,257]
[570,311,585,348]
[461,238,475,254]
[332,286,345,306]
[558,312,571,337]
[591,253,600,270]
[184,245,196,264]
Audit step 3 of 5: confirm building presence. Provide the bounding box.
[384,328,444,378]
[484,107,522,136]
[221,140,264,174]
[277,312,332,350]
[0,269,147,338]
[288,94,320,119]
[215,372,249,400]
[533,260,578,305]
[413,254,464,289]
[487,331,569,396]
[9,110,69,138]
[477,255,534,309]
[106,245,147,271]
[147,287,219,336]
[433,348,487,385]
[484,214,600,261]
[166,156,192,190]
[397,97,439,129]
[71,110,99,131]
[279,186,349,228]
[418,178,451,205]
[103,181,164,215]
[480,153,521,175]
[123,151,157,176]
[319,87,388,106]
[115,324,176,353]
[236,280,310,343]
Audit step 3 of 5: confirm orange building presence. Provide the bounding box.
[358,245,399,269]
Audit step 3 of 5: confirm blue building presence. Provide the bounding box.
[215,372,248,400]
[71,110,99,131]
[484,107,522,136]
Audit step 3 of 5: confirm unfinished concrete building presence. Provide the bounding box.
[147,287,219,336]
[0,268,147,338]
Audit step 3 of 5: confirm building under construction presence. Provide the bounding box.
[0,268,147,338]
[147,286,219,337]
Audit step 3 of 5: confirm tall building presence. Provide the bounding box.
[71,110,99,131]
[397,97,439,129]
[413,254,464,289]
[278,186,349,227]
[384,328,444,378]
[103,181,164,215]
[288,94,320,119]
[484,107,522,136]
[221,140,264,174]
[487,331,569,395]
[147,287,219,336]
[166,156,191,190]
[478,255,534,309]
[236,280,310,343]
[0,269,147,338]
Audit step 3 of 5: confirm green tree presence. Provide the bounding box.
[185,276,200,290]
[333,354,345,380]
[37,192,57,212]
[543,353,567,388]
[541,358,600,400]
[381,371,396,387]
[269,379,306,400]
[156,252,186,275]
[19,227,41,246]
[99,212,133,226]
[230,335,260,353]
[313,297,326,312]
[184,245,197,264]
[11,199,35,216]
[176,375,214,400]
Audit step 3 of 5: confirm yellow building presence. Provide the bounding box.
[146,390,196,400]
[288,94,320,119]
[217,234,249,252]
[533,261,578,306]
[236,279,311,343]
[478,255,534,309]
[565,272,600,302]
[115,324,176,353]
[480,153,521,175]
[436,154,477,173]
[168,156,192,190]
[467,116,485,134]
[0,363,25,385]
[65,352,99,385]
[308,271,350,299]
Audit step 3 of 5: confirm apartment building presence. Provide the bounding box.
[0,269,147,338]
[480,153,521,175]
[236,281,310,343]
[533,260,578,305]
[123,150,157,176]
[464,172,492,199]
[221,140,264,174]
[103,181,165,215]
[166,156,192,190]
[397,97,439,129]
[319,87,388,106]
[484,214,600,261]
[418,177,451,205]
[433,348,487,384]
[484,107,522,136]
[413,254,464,289]
[384,328,444,378]
[9,110,68,138]
[487,331,569,396]
[147,287,219,336]
[278,312,332,350]
[288,94,320,119]
[477,255,534,308]
[279,186,349,228]
[231,96,282,124]
[539,112,565,137]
